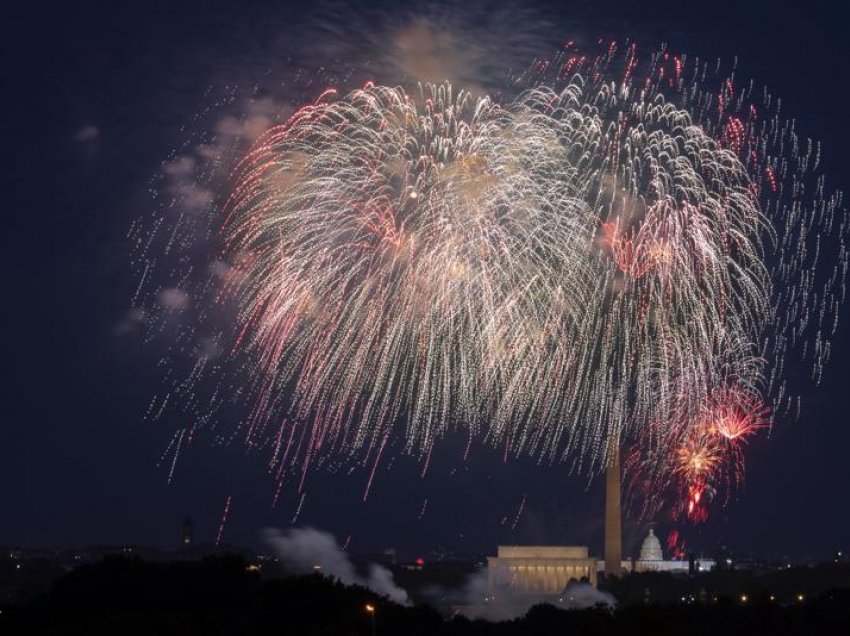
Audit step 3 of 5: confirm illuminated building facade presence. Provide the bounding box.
[595,529,716,573]
[487,545,598,594]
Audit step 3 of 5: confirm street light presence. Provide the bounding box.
[365,603,376,636]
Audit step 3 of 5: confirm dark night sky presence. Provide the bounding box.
[2,0,848,562]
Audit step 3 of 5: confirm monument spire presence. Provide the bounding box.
[604,446,622,577]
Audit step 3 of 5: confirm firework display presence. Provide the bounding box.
[130,41,846,522]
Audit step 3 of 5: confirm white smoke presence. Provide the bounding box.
[157,287,190,311]
[263,527,410,605]
[74,124,100,143]
[306,1,555,95]
[427,569,616,621]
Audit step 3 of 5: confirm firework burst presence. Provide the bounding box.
[131,40,846,514]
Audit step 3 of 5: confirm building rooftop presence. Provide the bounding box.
[496,546,590,559]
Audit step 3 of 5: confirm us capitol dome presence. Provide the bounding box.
[625,527,715,573]
[639,528,664,562]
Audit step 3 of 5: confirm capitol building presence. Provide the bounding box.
[598,528,716,574]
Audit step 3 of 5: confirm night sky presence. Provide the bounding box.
[3,0,848,562]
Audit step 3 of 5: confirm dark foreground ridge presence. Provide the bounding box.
[1,555,849,635]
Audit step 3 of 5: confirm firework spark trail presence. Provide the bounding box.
[157,428,187,485]
[510,494,527,531]
[215,495,233,548]
[291,492,306,524]
[131,41,847,520]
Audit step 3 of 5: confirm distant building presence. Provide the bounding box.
[488,545,598,594]
[632,528,670,572]
[596,528,716,574]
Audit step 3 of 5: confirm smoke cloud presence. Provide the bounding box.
[425,569,616,621]
[263,527,410,605]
